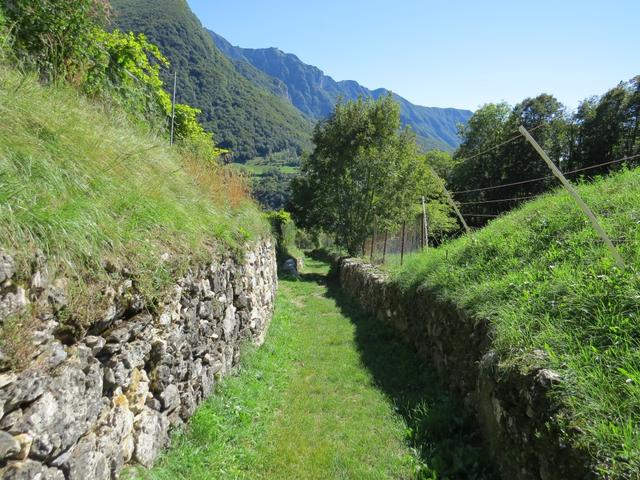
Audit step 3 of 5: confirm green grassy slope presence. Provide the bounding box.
[0,65,268,339]
[110,0,313,162]
[392,168,640,478]
[128,258,494,479]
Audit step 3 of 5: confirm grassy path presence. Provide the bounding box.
[130,258,494,480]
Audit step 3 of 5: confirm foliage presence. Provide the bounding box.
[265,210,298,260]
[110,0,313,162]
[84,29,171,123]
[252,169,295,211]
[0,66,267,337]
[291,95,455,255]
[392,168,640,478]
[450,79,640,225]
[2,0,109,82]
[424,149,458,181]
[127,258,494,480]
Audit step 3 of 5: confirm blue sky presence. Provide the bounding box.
[187,0,638,111]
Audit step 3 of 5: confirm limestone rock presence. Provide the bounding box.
[133,408,168,468]
[0,430,20,461]
[13,353,103,459]
[0,251,15,284]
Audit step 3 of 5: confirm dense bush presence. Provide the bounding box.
[2,0,109,82]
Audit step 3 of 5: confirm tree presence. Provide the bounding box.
[450,96,569,225]
[425,150,458,182]
[290,95,451,255]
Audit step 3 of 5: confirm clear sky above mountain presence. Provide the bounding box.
[187,0,638,111]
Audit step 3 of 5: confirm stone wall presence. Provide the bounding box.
[336,257,593,480]
[0,240,277,479]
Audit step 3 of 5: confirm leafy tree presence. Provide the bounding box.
[575,78,640,172]
[450,96,569,224]
[425,150,458,182]
[291,95,453,255]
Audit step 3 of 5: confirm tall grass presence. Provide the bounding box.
[0,65,268,336]
[391,168,640,478]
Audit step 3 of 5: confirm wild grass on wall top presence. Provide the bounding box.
[0,65,269,335]
[391,168,640,477]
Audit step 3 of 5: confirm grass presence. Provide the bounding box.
[390,168,640,478]
[127,258,496,480]
[0,65,269,339]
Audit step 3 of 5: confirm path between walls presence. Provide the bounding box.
[130,257,495,480]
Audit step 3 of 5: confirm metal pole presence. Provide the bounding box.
[422,196,429,249]
[443,187,471,235]
[400,222,406,266]
[170,71,177,146]
[382,231,388,264]
[370,229,375,262]
[519,126,626,269]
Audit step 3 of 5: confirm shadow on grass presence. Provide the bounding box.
[299,270,497,480]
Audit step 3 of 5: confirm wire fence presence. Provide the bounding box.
[359,126,640,268]
[361,215,429,266]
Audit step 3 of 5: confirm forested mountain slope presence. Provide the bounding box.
[211,31,472,151]
[110,0,312,162]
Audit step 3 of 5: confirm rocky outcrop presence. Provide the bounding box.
[336,257,593,480]
[0,241,277,479]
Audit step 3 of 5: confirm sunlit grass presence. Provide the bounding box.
[391,168,640,478]
[128,258,495,479]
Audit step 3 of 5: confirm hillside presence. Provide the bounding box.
[110,0,313,162]
[211,31,472,151]
[392,168,640,477]
[0,63,268,341]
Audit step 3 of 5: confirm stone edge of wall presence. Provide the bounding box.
[0,239,277,480]
[335,257,594,480]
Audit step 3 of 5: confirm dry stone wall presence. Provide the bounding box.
[0,240,277,479]
[336,257,593,480]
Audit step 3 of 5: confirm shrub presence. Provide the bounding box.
[2,0,109,82]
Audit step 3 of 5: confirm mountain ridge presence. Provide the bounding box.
[210,30,472,151]
[110,0,313,162]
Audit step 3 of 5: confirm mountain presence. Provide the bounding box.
[110,0,312,162]
[211,31,472,151]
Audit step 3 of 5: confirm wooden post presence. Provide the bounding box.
[170,71,177,146]
[370,229,376,262]
[519,126,626,269]
[443,187,471,235]
[382,231,388,264]
[400,221,406,266]
[422,196,429,249]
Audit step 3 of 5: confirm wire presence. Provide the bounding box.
[459,194,539,206]
[563,153,640,176]
[453,123,546,166]
[452,152,640,196]
[461,213,499,218]
[452,173,553,195]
